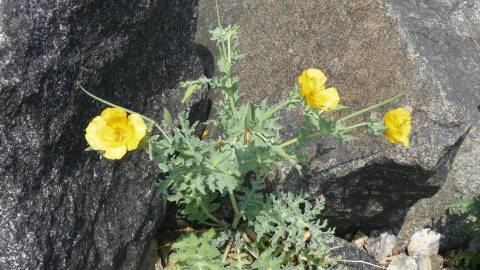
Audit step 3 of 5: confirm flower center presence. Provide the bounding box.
[113,127,129,143]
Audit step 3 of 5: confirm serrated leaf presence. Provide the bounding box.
[167,229,225,270]
[156,179,172,194]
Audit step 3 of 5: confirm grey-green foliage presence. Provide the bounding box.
[144,13,399,267]
[367,113,387,135]
[448,196,480,270]
[149,111,240,223]
[146,22,341,268]
[250,248,302,270]
[149,21,299,225]
[253,192,338,269]
[238,178,266,221]
[167,229,225,270]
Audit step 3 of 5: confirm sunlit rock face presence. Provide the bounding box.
[196,0,480,248]
[0,0,207,269]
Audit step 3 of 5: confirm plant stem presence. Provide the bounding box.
[279,138,298,148]
[214,0,228,58]
[229,192,242,229]
[227,34,232,65]
[76,82,172,142]
[201,205,227,228]
[344,122,368,131]
[228,94,237,113]
[200,221,225,228]
[278,129,329,148]
[338,91,407,122]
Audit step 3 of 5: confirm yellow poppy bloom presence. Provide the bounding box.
[305,87,340,111]
[298,68,327,96]
[383,108,411,147]
[85,107,147,160]
[298,68,340,111]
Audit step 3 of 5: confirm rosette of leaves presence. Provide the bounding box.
[252,192,339,269]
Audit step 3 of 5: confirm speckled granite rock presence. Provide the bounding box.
[0,1,207,269]
[399,125,480,249]
[197,0,480,237]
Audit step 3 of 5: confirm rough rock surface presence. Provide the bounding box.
[399,125,480,249]
[0,1,207,269]
[407,229,441,256]
[387,254,424,270]
[365,230,398,263]
[331,238,380,270]
[197,0,480,238]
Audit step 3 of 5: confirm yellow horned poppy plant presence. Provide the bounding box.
[298,68,340,111]
[383,107,411,147]
[85,107,147,159]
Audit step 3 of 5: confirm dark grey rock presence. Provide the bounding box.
[0,1,207,269]
[331,238,380,270]
[196,0,480,240]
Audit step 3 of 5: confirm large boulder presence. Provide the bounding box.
[197,0,480,242]
[399,124,480,249]
[0,0,207,269]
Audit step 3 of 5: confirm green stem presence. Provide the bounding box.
[279,138,298,148]
[259,100,290,122]
[338,91,407,122]
[227,35,232,65]
[228,94,237,113]
[344,122,368,131]
[200,221,225,228]
[214,0,228,58]
[229,192,241,229]
[76,82,172,142]
[256,132,269,143]
[278,128,331,148]
[201,205,227,227]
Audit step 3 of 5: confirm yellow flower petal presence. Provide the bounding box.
[384,108,411,147]
[305,87,340,111]
[85,116,113,150]
[298,68,327,96]
[101,107,128,129]
[126,114,147,151]
[103,144,128,160]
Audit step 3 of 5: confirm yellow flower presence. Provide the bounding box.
[383,107,411,147]
[298,68,327,96]
[85,108,147,160]
[305,87,340,111]
[298,68,340,111]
